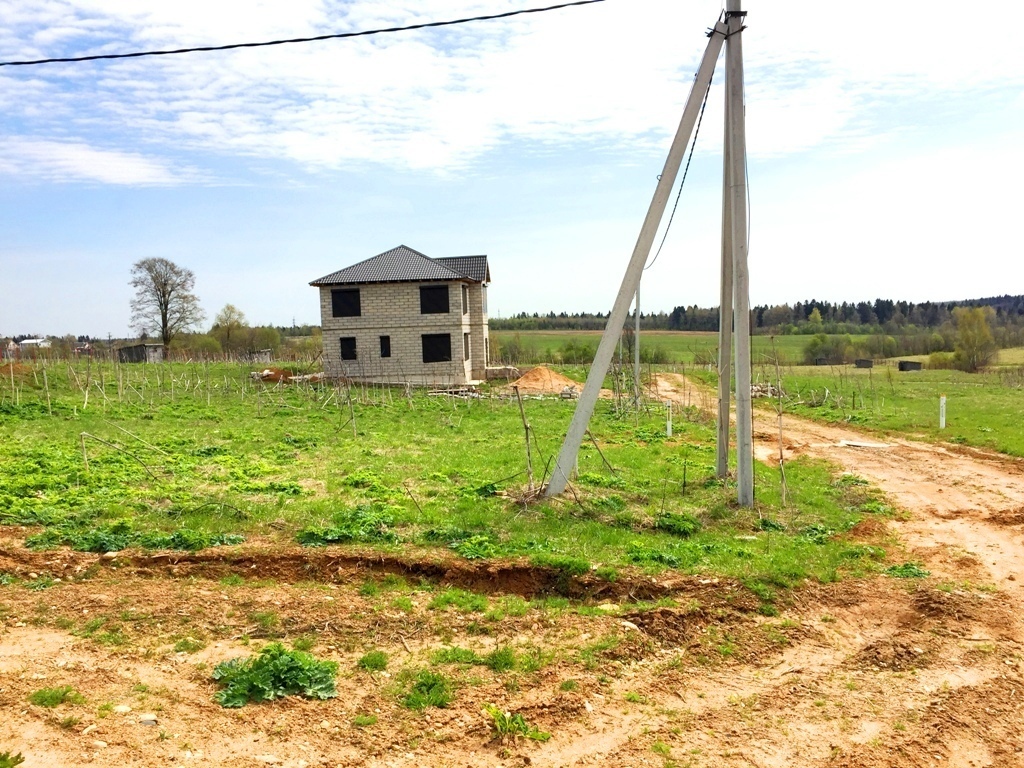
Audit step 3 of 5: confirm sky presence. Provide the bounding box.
[1,0,1022,338]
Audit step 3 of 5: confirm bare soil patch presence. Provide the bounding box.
[3,374,1024,766]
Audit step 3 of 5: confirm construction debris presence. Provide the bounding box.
[510,366,585,396]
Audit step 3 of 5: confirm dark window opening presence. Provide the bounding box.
[463,332,470,361]
[461,284,469,315]
[380,335,391,358]
[339,337,357,360]
[422,333,451,363]
[331,288,361,317]
[420,285,449,314]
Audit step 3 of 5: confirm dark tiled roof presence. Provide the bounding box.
[310,245,488,286]
[435,255,490,283]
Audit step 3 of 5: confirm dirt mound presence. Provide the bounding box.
[849,634,931,671]
[911,587,983,622]
[988,506,1024,526]
[510,366,582,395]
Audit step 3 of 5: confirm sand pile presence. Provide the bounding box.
[511,366,583,395]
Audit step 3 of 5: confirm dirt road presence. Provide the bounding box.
[0,377,1022,767]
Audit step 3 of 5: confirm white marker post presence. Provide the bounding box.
[939,394,946,430]
[666,400,673,438]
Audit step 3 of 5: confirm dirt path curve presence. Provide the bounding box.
[653,371,1024,591]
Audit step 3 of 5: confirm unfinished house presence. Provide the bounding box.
[310,245,490,385]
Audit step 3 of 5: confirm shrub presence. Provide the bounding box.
[211,643,338,707]
[928,351,957,370]
[0,753,26,768]
[884,563,930,579]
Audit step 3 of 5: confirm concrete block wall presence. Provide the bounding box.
[319,281,486,385]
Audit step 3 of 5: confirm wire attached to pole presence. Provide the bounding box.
[0,0,605,68]
[644,74,714,271]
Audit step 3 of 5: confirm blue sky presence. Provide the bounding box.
[2,0,1022,338]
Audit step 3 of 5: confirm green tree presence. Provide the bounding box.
[952,306,996,373]
[211,304,248,352]
[130,258,205,347]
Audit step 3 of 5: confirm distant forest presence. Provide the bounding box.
[490,295,1024,337]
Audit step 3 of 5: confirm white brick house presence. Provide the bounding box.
[310,245,490,385]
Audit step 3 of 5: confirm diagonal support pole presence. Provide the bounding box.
[544,19,727,498]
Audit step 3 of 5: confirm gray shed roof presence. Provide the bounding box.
[310,245,489,286]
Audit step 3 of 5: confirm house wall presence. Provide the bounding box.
[319,281,484,386]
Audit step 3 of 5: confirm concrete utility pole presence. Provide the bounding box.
[544,19,728,498]
[715,83,734,478]
[725,0,754,505]
[634,284,641,406]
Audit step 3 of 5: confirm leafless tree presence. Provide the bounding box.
[129,258,205,347]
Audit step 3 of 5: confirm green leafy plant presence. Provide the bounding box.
[352,714,377,727]
[450,534,500,560]
[884,562,930,578]
[655,512,701,538]
[483,704,551,743]
[0,752,26,768]
[211,642,338,708]
[296,504,398,546]
[28,686,85,707]
[401,670,453,710]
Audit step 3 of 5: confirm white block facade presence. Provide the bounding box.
[319,281,489,386]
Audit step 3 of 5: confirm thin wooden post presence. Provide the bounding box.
[513,385,534,490]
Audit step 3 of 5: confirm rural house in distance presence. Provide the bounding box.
[310,245,490,385]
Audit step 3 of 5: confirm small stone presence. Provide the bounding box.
[113,704,131,714]
[620,620,640,631]
[319,720,330,729]
[584,700,594,713]
[92,740,107,749]
[102,552,119,559]
[596,603,619,612]
[28,572,38,579]
[81,724,97,736]
[139,713,158,726]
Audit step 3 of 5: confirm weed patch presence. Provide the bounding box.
[28,686,85,707]
[211,643,338,707]
[401,670,453,710]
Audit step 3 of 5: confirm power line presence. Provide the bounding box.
[0,0,605,68]
[644,73,713,271]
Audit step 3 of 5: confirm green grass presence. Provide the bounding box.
[490,330,844,366]
[357,650,389,671]
[28,686,85,707]
[401,669,454,709]
[0,360,896,592]
[755,361,1024,457]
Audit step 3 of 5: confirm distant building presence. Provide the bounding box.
[310,245,490,385]
[117,343,165,364]
[18,338,51,351]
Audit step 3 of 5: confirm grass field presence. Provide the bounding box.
[489,329,858,366]
[0,360,895,598]
[731,353,1024,458]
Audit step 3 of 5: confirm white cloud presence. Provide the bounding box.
[0,137,195,184]
[1,0,1022,181]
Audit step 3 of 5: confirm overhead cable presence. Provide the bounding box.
[644,73,714,271]
[0,0,605,68]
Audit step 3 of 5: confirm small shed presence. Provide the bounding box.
[118,343,164,364]
[897,360,923,372]
[854,358,874,369]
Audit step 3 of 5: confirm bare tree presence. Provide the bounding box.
[129,258,205,347]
